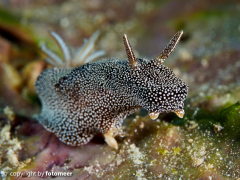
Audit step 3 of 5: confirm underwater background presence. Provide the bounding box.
[0,0,240,179]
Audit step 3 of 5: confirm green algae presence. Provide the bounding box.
[157,148,169,155]
[172,101,240,139]
[219,101,240,139]
[157,147,181,156]
[0,8,20,25]
[173,147,181,156]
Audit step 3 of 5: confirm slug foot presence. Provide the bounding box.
[103,128,119,150]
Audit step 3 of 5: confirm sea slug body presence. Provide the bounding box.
[35,31,189,149]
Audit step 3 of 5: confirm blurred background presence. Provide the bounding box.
[0,1,240,179]
[0,0,240,114]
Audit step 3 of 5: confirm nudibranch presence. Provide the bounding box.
[35,30,188,149]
